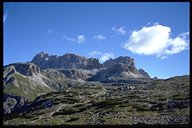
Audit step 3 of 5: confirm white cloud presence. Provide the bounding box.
[100,53,115,63]
[164,32,189,55]
[93,34,107,41]
[47,29,60,35]
[112,26,126,35]
[153,22,159,26]
[61,36,76,42]
[47,29,54,34]
[3,13,8,23]
[146,22,150,26]
[61,35,86,44]
[77,35,86,43]
[89,51,102,56]
[3,2,13,23]
[89,51,115,63]
[122,24,189,58]
[160,56,167,60]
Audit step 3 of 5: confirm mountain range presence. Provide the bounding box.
[3,52,150,114]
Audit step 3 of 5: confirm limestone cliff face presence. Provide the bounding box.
[103,56,135,68]
[89,56,150,81]
[31,52,150,82]
[31,52,102,70]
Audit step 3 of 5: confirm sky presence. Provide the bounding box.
[3,2,189,79]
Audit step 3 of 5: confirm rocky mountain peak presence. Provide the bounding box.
[31,52,102,70]
[61,53,88,65]
[64,53,87,60]
[103,56,135,68]
[36,51,49,58]
[31,52,150,79]
[138,68,150,78]
[88,56,151,81]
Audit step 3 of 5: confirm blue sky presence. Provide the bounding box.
[3,2,189,78]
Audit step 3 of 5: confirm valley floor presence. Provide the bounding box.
[3,76,190,125]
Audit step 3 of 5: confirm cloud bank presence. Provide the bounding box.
[122,24,189,59]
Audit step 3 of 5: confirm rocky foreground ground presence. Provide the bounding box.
[3,75,190,125]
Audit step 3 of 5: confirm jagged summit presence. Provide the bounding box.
[103,56,135,68]
[31,52,102,70]
[35,51,49,58]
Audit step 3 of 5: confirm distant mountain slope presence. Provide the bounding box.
[3,62,54,101]
[3,62,56,115]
